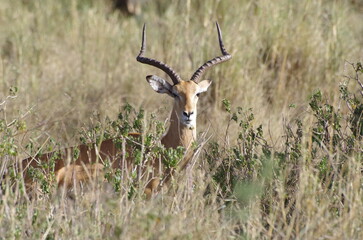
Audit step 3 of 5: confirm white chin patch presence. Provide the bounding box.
[184,122,195,130]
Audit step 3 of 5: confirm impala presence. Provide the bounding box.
[20,22,231,198]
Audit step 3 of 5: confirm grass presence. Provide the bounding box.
[1,0,363,239]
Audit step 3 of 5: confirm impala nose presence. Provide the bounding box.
[183,111,194,118]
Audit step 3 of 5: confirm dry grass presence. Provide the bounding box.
[1,0,363,239]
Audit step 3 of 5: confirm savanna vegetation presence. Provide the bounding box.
[1,0,362,239]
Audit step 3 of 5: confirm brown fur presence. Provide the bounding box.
[20,87,200,199]
[20,81,212,198]
[21,62,218,200]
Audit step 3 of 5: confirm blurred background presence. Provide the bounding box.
[1,0,362,146]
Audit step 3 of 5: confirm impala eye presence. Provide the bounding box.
[196,93,200,97]
[171,91,179,98]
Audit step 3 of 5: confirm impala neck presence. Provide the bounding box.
[161,104,196,149]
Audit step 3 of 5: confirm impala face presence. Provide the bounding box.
[137,22,231,129]
[146,75,211,129]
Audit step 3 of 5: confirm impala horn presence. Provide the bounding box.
[190,22,232,82]
[136,24,181,85]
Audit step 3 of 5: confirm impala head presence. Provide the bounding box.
[146,75,211,129]
[137,22,231,129]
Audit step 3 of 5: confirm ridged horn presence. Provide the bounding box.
[136,24,181,85]
[190,22,232,82]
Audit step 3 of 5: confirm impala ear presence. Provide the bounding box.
[146,75,174,97]
[197,80,212,93]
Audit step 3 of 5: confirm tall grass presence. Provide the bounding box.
[1,0,362,239]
